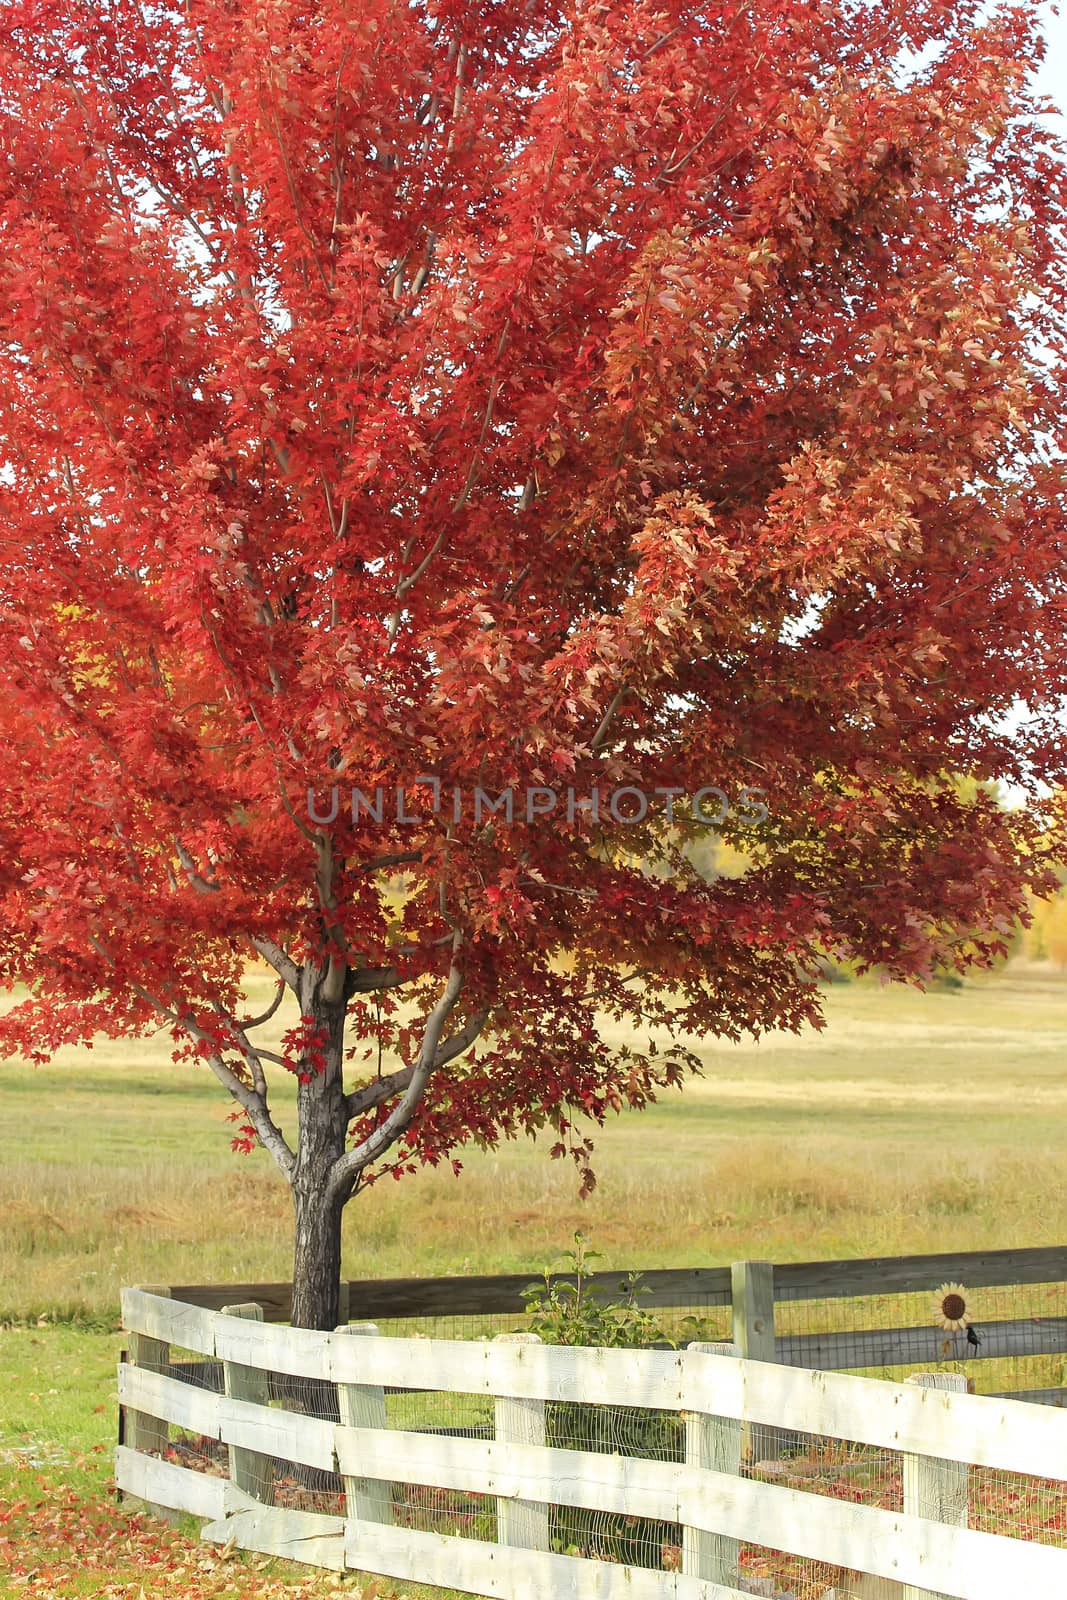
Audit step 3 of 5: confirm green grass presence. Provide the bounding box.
[0,1326,116,1490]
[0,1326,469,1597]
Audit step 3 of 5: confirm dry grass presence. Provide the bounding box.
[2,965,1067,1323]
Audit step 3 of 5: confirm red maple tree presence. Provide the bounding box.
[1,0,1065,1327]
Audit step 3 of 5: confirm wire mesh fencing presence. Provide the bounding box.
[357,1296,735,1347]
[155,1346,350,1513]
[136,1330,1067,1600]
[340,1247,1067,1408]
[773,1275,1067,1402]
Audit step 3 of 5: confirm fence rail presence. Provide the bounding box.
[162,1242,1067,1408]
[117,1286,1067,1600]
[168,1243,1067,1322]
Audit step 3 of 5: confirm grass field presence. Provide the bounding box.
[2,964,1067,1597]
[3,965,1067,1325]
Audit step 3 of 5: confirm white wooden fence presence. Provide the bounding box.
[116,1287,1067,1600]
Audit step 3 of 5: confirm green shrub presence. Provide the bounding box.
[521,1234,681,1566]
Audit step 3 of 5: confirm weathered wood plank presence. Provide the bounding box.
[775,1244,1067,1301]
[684,1342,740,1588]
[494,1334,549,1552]
[113,1353,405,1486]
[343,1518,749,1600]
[316,1422,1067,1596]
[119,1361,337,1474]
[114,1444,228,1522]
[169,1269,733,1321]
[993,1386,1067,1407]
[221,1304,274,1504]
[217,1394,337,1473]
[203,1505,345,1570]
[159,1244,1067,1327]
[329,1330,1067,1478]
[118,1363,221,1438]
[335,1323,393,1526]
[903,1374,968,1600]
[731,1265,775,1363]
[776,1314,1067,1372]
[335,1425,687,1521]
[169,1283,295,1323]
[343,1483,1067,1600]
[681,1350,1067,1480]
[122,1288,218,1354]
[731,1263,775,1464]
[214,1312,333,1379]
[348,1267,733,1317]
[340,1417,1037,1599]
[125,1285,171,1458]
[680,1464,1067,1600]
[330,1332,689,1410]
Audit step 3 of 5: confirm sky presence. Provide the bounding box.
[1038,3,1067,119]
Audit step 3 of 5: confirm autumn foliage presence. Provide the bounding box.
[0,0,1066,1324]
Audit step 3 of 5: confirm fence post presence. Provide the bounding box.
[220,1302,274,1503]
[335,1322,394,1525]
[731,1261,777,1463]
[902,1372,969,1600]
[125,1284,171,1458]
[493,1333,550,1551]
[684,1341,741,1587]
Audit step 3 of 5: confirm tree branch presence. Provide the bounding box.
[434,1008,489,1068]
[349,964,406,994]
[242,976,287,1029]
[345,1063,416,1119]
[445,43,468,156]
[322,958,347,1006]
[202,1050,296,1178]
[87,936,295,1179]
[342,1006,486,1121]
[251,937,302,992]
[211,999,270,1096]
[357,851,423,874]
[174,837,221,893]
[590,684,630,753]
[327,948,477,1198]
[387,373,503,643]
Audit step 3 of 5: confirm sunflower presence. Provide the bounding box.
[933,1282,971,1331]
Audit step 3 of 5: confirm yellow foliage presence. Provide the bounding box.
[1025,886,1067,967]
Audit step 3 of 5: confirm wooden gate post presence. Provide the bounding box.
[902,1372,969,1600]
[335,1322,394,1525]
[125,1284,171,1459]
[731,1261,777,1463]
[220,1302,274,1503]
[684,1341,741,1587]
[493,1333,550,1551]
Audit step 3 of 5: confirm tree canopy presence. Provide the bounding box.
[0,0,1065,1323]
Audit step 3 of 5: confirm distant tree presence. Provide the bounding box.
[1035,889,1067,970]
[0,0,1066,1327]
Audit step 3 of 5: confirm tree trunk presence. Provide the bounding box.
[289,992,350,1331]
[291,1172,346,1330]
